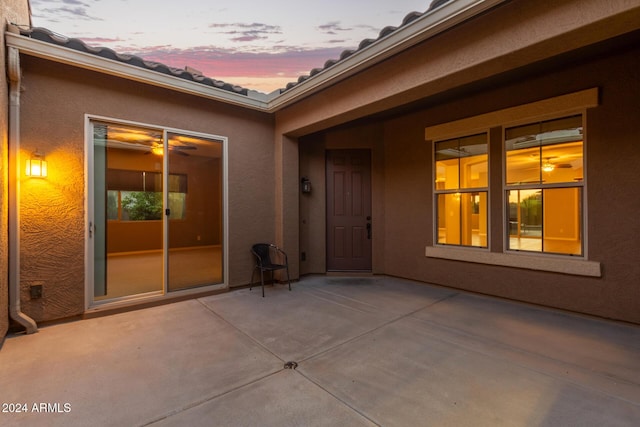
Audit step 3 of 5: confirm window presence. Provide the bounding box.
[434,133,488,247]
[107,170,187,221]
[505,115,583,255]
[425,89,598,275]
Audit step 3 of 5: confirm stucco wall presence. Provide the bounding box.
[1,0,30,338]
[18,56,274,321]
[429,43,638,324]
[298,134,326,275]
[301,42,640,323]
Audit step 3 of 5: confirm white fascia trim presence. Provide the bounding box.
[267,0,509,110]
[425,246,602,277]
[5,32,270,111]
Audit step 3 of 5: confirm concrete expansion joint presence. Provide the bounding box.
[141,369,286,426]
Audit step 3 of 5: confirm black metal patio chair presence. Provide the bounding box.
[250,243,291,297]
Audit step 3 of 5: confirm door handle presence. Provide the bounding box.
[366,222,372,239]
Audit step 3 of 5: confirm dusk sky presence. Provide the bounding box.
[28,0,431,93]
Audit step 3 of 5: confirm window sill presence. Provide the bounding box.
[425,246,601,277]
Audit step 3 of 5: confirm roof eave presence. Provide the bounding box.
[266,0,508,111]
[5,31,271,111]
[6,0,507,113]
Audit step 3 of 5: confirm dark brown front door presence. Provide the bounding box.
[326,149,372,271]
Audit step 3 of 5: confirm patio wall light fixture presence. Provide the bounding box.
[301,177,312,194]
[25,150,47,178]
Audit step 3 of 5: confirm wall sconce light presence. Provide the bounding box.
[25,150,47,178]
[301,177,312,194]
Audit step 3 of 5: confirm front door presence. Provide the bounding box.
[326,149,372,271]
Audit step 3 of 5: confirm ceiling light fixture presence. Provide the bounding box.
[542,159,555,173]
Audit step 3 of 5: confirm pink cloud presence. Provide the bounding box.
[123,45,347,80]
[82,36,124,44]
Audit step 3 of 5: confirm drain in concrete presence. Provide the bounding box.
[284,361,298,370]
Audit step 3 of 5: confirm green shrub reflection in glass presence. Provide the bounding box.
[121,191,163,220]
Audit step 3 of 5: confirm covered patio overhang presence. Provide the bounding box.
[274,0,640,137]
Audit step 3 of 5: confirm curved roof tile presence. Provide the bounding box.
[19,27,249,96]
[378,26,398,38]
[402,11,425,26]
[280,0,452,93]
[18,0,451,96]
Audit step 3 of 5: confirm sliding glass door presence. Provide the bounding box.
[167,132,223,291]
[91,120,224,303]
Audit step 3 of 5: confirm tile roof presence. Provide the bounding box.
[18,26,250,96]
[281,0,451,92]
[15,0,451,97]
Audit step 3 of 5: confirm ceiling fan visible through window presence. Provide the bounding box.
[147,141,197,156]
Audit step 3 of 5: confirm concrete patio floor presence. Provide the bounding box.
[1,275,639,426]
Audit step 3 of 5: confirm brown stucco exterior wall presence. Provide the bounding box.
[1,0,31,338]
[273,132,300,280]
[17,56,273,322]
[298,134,325,275]
[385,43,640,324]
[298,41,640,324]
